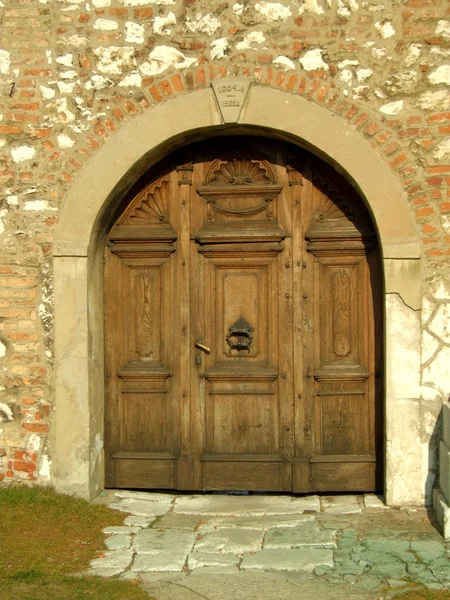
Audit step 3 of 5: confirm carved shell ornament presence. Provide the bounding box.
[208,158,273,186]
[197,157,282,217]
[118,177,169,225]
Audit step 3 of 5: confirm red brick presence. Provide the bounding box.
[23,68,52,77]
[23,422,49,433]
[0,124,24,134]
[112,107,125,122]
[345,105,359,120]
[275,71,285,87]
[427,112,450,123]
[196,66,206,86]
[14,460,36,472]
[160,80,173,96]
[108,8,127,17]
[149,85,163,102]
[416,207,434,217]
[257,54,273,64]
[285,74,297,91]
[427,165,450,173]
[171,74,184,92]
[86,136,100,150]
[427,176,444,186]
[10,102,40,111]
[133,8,153,18]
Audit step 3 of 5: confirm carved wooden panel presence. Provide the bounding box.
[314,257,365,372]
[118,176,170,226]
[197,157,282,224]
[201,253,279,365]
[104,171,179,489]
[122,259,169,364]
[302,158,380,492]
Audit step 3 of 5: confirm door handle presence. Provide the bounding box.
[195,341,211,355]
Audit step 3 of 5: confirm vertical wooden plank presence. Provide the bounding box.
[104,249,123,487]
[190,152,207,489]
[176,160,194,489]
[298,159,316,491]
[288,162,306,492]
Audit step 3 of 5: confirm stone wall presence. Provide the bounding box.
[0,0,449,503]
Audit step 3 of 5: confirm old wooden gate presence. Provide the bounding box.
[104,137,383,493]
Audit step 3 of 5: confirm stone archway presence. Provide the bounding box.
[53,86,421,505]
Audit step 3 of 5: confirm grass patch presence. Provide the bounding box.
[0,486,151,600]
[398,589,450,599]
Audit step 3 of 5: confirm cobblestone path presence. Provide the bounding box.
[88,491,450,599]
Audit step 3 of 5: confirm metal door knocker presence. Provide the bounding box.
[226,317,254,352]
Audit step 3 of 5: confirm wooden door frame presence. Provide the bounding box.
[53,86,422,506]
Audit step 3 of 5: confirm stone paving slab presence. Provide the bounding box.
[264,521,336,549]
[196,514,314,533]
[241,547,334,572]
[103,525,141,534]
[131,552,188,573]
[138,573,184,583]
[188,552,241,569]
[190,566,241,575]
[157,514,202,531]
[194,528,263,554]
[363,494,388,509]
[90,489,449,597]
[104,533,131,550]
[115,491,176,502]
[145,572,376,600]
[322,495,361,508]
[410,540,447,562]
[90,549,133,571]
[321,495,362,514]
[108,499,166,517]
[124,515,154,527]
[133,528,195,554]
[173,494,320,516]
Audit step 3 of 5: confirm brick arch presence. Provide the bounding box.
[53,84,422,505]
[57,83,419,259]
[47,65,443,259]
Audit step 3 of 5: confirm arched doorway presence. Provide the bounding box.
[104,136,383,493]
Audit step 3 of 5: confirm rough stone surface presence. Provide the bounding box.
[133,529,195,555]
[90,549,133,571]
[82,490,450,599]
[104,534,132,550]
[193,528,263,554]
[264,521,336,549]
[109,498,172,517]
[131,552,188,573]
[188,552,241,569]
[240,548,334,572]
[363,495,388,510]
[173,495,320,516]
[196,514,314,532]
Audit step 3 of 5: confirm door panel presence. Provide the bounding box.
[104,138,383,493]
[104,174,179,489]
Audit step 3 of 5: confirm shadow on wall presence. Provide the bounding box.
[431,400,450,539]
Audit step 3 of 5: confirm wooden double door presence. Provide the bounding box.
[104,137,382,493]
